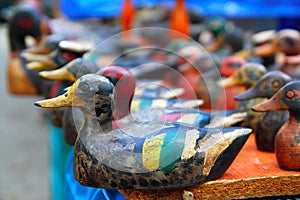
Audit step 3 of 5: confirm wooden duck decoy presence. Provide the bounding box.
[34,73,252,189]
[252,81,300,170]
[23,40,91,71]
[254,29,300,78]
[201,16,244,58]
[218,62,267,130]
[235,71,292,152]
[6,6,49,95]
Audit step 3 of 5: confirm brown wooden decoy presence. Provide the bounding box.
[252,81,300,170]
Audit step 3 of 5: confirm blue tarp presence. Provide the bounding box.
[65,149,126,200]
[61,0,300,19]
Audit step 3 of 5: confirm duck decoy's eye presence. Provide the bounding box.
[286,90,296,99]
[79,82,89,92]
[271,80,280,89]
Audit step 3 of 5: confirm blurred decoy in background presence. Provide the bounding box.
[23,40,91,71]
[6,6,50,95]
[235,71,291,151]
[200,16,244,58]
[234,29,277,68]
[254,29,300,78]
[252,81,300,170]
[34,73,252,189]
[215,56,246,110]
[218,63,267,130]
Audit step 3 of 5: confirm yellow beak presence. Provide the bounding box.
[218,76,239,88]
[23,52,58,70]
[34,81,84,108]
[39,67,76,82]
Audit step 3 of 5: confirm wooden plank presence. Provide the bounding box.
[120,134,300,199]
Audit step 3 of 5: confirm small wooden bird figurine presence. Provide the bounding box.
[34,73,251,189]
[252,81,300,170]
[218,62,267,130]
[235,71,291,151]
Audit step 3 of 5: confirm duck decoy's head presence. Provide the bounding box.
[219,56,246,77]
[205,16,227,37]
[39,58,99,82]
[35,74,116,118]
[255,29,300,57]
[97,66,136,120]
[8,7,43,52]
[252,80,300,112]
[235,71,292,100]
[218,62,267,88]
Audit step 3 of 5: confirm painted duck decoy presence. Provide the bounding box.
[235,71,292,152]
[34,73,252,189]
[218,62,267,130]
[6,6,49,95]
[252,81,300,170]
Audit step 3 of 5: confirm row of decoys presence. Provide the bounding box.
[6,4,300,196]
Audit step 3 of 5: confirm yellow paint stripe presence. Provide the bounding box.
[130,99,141,112]
[142,133,166,171]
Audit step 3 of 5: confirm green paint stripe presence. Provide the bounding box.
[159,129,186,172]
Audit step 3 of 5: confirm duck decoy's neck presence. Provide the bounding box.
[288,110,300,123]
[79,105,113,136]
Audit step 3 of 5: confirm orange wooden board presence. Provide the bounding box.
[121,133,300,199]
[220,133,300,180]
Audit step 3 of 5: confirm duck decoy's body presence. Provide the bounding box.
[219,63,267,130]
[34,74,251,189]
[235,71,291,151]
[252,81,300,170]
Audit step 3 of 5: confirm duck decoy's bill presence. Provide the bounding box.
[23,53,58,70]
[39,66,76,82]
[251,93,285,112]
[234,88,256,101]
[34,80,84,108]
[218,76,238,88]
